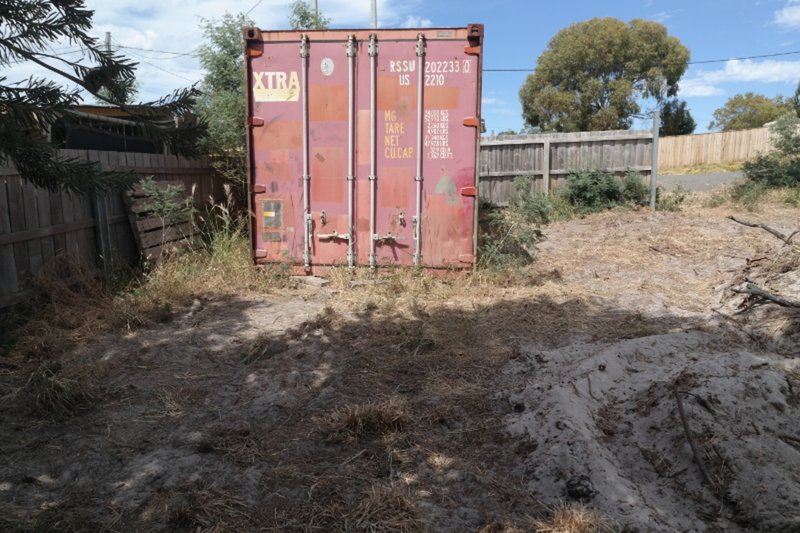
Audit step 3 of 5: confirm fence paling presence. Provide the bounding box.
[658,127,771,168]
[0,150,220,309]
[479,130,654,206]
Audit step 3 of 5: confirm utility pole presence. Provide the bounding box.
[104,31,111,53]
[371,0,377,29]
[650,108,660,210]
[313,0,318,20]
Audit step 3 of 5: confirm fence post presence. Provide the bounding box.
[542,140,550,194]
[650,108,660,210]
[91,162,112,276]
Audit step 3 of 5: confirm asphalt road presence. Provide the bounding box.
[657,171,744,192]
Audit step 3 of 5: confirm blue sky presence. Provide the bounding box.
[16,1,800,135]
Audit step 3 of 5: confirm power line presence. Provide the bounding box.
[112,38,197,83]
[116,44,198,58]
[484,49,800,73]
[246,0,264,16]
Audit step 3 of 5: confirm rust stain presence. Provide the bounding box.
[260,120,301,149]
[309,85,347,121]
[310,147,345,203]
[425,86,459,110]
[378,167,412,209]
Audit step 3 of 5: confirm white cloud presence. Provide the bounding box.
[400,15,433,28]
[678,79,724,97]
[775,2,800,28]
[10,0,431,102]
[702,58,800,84]
[680,58,800,97]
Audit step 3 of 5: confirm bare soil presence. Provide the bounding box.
[1,201,798,532]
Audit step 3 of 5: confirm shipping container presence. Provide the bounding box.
[243,25,483,273]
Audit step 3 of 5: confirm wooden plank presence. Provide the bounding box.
[0,179,18,299]
[139,222,198,248]
[35,186,55,266]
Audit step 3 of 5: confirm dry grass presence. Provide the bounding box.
[341,484,422,532]
[23,360,95,418]
[660,161,743,176]
[531,502,619,533]
[326,398,411,441]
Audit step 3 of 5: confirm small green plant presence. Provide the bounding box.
[564,168,622,211]
[511,175,552,224]
[741,113,800,189]
[731,180,770,211]
[621,169,649,205]
[140,176,196,225]
[657,184,688,211]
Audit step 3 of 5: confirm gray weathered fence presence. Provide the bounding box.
[0,150,221,309]
[479,130,653,205]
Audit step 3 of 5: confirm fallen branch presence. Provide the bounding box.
[673,386,714,489]
[728,216,798,245]
[732,281,800,308]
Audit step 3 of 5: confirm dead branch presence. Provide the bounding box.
[728,216,797,245]
[732,281,800,308]
[673,386,714,490]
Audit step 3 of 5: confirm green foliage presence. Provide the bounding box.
[519,18,689,132]
[195,12,253,188]
[621,169,650,205]
[562,168,650,212]
[564,169,623,209]
[657,184,687,211]
[0,0,205,193]
[140,177,196,225]
[660,99,696,136]
[511,175,553,224]
[478,210,541,270]
[708,92,793,131]
[741,113,800,188]
[289,0,331,30]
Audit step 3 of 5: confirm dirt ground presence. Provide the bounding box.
[1,199,799,532]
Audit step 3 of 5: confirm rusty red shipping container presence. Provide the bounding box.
[244,25,483,273]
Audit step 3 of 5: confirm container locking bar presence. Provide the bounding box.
[346,34,357,268]
[368,33,378,269]
[300,34,312,270]
[413,33,426,267]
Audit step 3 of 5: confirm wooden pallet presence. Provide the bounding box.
[124,180,200,261]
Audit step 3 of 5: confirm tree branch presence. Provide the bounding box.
[732,281,800,308]
[728,216,797,245]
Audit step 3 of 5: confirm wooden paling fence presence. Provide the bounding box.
[479,130,653,206]
[0,150,222,309]
[658,127,771,168]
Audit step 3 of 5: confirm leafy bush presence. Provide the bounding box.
[511,175,552,224]
[621,170,649,205]
[564,169,622,210]
[741,113,800,188]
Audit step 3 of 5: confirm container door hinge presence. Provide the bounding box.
[251,184,266,194]
[464,46,481,55]
[254,249,267,259]
[246,47,263,58]
[248,117,265,127]
[460,186,478,197]
[463,117,480,128]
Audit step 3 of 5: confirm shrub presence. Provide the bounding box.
[564,169,622,210]
[510,175,552,224]
[621,169,649,205]
[741,113,800,188]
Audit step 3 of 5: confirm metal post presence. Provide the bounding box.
[368,34,378,269]
[371,0,377,29]
[542,139,551,195]
[346,35,356,268]
[650,108,660,210]
[300,35,312,270]
[413,33,426,267]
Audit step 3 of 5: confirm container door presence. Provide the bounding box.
[246,27,482,272]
